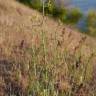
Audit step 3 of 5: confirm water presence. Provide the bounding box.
[56,0,96,31]
[68,0,96,31]
[56,0,96,13]
[70,0,96,14]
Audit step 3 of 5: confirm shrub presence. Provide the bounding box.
[86,10,96,36]
[31,0,42,10]
[65,8,82,24]
[44,0,56,15]
[17,0,82,24]
[18,0,42,10]
[52,7,82,24]
[17,0,32,7]
[53,7,67,18]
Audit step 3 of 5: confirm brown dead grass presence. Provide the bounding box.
[0,0,96,95]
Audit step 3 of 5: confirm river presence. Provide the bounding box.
[56,0,96,31]
[68,0,96,31]
[70,0,96,14]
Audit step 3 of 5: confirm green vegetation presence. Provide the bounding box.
[17,0,42,10]
[86,10,96,36]
[65,8,82,24]
[17,0,96,37]
[17,0,82,24]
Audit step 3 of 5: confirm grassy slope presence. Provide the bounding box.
[0,0,96,95]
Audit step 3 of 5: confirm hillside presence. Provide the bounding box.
[0,0,96,95]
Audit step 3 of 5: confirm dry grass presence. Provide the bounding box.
[0,0,96,96]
